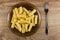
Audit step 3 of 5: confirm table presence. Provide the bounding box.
[0,0,60,40]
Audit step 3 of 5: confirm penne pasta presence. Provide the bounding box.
[18,19,26,24]
[14,8,19,18]
[13,9,17,18]
[11,18,16,23]
[23,7,29,13]
[18,7,23,14]
[23,12,26,15]
[25,24,29,32]
[11,18,17,28]
[29,9,36,16]
[11,10,17,23]
[15,8,18,14]
[11,23,15,28]
[23,7,30,16]
[34,15,38,24]
[31,16,35,26]
[28,23,33,32]
[21,24,25,33]
[15,25,22,32]
[31,9,36,14]
[27,15,34,20]
[11,6,38,33]
[16,22,22,32]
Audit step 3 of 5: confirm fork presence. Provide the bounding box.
[44,3,49,35]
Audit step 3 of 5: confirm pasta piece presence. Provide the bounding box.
[15,25,22,32]
[21,24,25,33]
[26,15,34,24]
[27,15,34,20]
[23,12,26,15]
[13,9,17,18]
[11,23,15,28]
[18,19,26,24]
[14,8,19,18]
[27,19,30,24]
[29,9,36,16]
[31,9,36,14]
[15,22,22,32]
[11,17,17,23]
[31,16,35,26]
[29,10,31,13]
[11,17,14,23]
[23,7,29,13]
[34,15,38,24]
[25,24,29,32]
[18,7,23,14]
[28,23,33,32]
[15,8,18,14]
[18,18,30,24]
[11,10,17,23]
[17,14,26,19]
[11,18,17,28]
[23,7,30,16]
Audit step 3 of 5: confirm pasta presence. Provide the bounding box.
[29,9,36,16]
[25,24,29,32]
[16,22,22,32]
[34,15,38,24]
[23,7,29,14]
[11,6,38,33]
[31,16,35,26]
[22,24,25,33]
[18,7,23,14]
[28,23,33,32]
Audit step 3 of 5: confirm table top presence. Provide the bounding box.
[0,0,60,40]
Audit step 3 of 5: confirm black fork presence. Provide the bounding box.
[44,3,49,35]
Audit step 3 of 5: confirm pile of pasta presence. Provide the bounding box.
[11,6,38,33]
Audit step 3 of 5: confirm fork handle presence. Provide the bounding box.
[45,14,48,35]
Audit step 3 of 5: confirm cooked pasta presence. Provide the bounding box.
[11,6,38,33]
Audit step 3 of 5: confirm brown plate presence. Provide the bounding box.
[8,2,41,37]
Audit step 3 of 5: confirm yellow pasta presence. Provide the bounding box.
[11,10,17,23]
[15,8,18,14]
[23,12,26,15]
[14,8,19,18]
[11,17,14,23]
[27,19,30,24]
[11,6,38,33]
[12,11,17,18]
[21,24,25,33]
[15,25,22,32]
[11,18,16,23]
[18,20,24,24]
[16,22,22,32]
[18,7,23,14]
[31,17,35,26]
[31,9,36,14]
[28,23,33,32]
[11,9,17,28]
[11,23,15,28]
[18,19,28,24]
[34,15,38,24]
[20,14,26,18]
[11,18,17,28]
[25,24,29,32]
[29,9,36,16]
[27,15,34,20]
[23,7,29,13]
[17,14,26,19]
[23,7,30,16]
[29,10,31,13]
